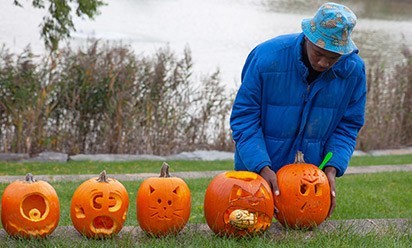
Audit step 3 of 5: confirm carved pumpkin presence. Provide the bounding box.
[204,171,274,237]
[136,162,191,237]
[1,173,60,238]
[275,151,331,229]
[70,170,129,238]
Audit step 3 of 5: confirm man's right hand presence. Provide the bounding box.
[259,166,280,213]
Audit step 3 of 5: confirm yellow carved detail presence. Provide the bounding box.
[229,209,257,229]
[29,208,42,221]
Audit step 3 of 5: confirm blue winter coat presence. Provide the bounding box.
[230,33,366,177]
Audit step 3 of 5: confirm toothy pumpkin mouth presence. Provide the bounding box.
[8,220,57,236]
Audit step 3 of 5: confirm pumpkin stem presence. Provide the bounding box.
[294,151,306,164]
[160,162,171,178]
[25,173,36,183]
[97,170,109,183]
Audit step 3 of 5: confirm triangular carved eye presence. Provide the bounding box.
[229,185,252,201]
[300,183,309,195]
[149,186,155,194]
[254,184,271,199]
[173,186,180,195]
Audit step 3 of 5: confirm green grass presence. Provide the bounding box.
[0,160,232,176]
[0,157,411,247]
[0,154,411,176]
[0,172,410,227]
[334,172,412,219]
[348,154,412,166]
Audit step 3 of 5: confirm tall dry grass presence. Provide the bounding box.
[0,42,410,155]
[0,42,233,155]
[357,45,412,150]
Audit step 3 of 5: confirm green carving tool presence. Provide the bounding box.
[319,152,333,170]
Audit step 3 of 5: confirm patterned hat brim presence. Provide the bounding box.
[302,18,357,55]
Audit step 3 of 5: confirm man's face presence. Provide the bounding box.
[305,38,341,72]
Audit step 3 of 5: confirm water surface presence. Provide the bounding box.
[0,0,411,90]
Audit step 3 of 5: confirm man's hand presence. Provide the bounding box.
[324,166,337,218]
[259,166,279,195]
[259,166,280,213]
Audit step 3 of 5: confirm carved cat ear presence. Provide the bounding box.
[254,184,271,199]
[173,186,180,195]
[229,184,253,201]
[149,185,155,194]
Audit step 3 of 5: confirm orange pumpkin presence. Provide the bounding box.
[204,171,274,237]
[1,173,60,238]
[136,162,191,237]
[70,170,129,238]
[275,151,331,229]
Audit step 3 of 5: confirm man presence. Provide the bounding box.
[230,2,366,217]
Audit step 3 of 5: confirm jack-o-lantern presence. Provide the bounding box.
[70,170,129,238]
[1,173,60,238]
[275,151,331,229]
[136,162,191,237]
[204,171,274,237]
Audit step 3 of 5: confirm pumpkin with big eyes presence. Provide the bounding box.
[70,170,129,238]
[136,162,191,237]
[1,173,60,238]
[204,171,274,237]
[275,151,331,229]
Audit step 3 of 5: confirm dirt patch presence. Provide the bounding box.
[1,219,410,240]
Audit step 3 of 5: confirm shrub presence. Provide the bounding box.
[357,45,412,150]
[0,42,234,155]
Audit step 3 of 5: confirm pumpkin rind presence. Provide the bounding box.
[204,171,274,237]
[70,170,129,238]
[136,162,191,237]
[274,151,331,229]
[1,173,60,238]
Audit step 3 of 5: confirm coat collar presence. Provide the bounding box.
[294,32,358,80]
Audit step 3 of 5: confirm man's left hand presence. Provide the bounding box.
[324,166,337,218]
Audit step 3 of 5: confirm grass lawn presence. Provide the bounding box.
[0,156,411,247]
[1,172,409,226]
[0,154,411,176]
[0,171,411,247]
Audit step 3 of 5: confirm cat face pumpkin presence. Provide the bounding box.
[204,171,275,237]
[146,184,186,220]
[136,163,191,237]
[224,184,273,231]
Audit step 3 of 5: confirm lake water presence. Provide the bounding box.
[1,0,411,91]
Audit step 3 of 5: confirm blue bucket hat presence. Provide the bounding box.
[302,2,357,55]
